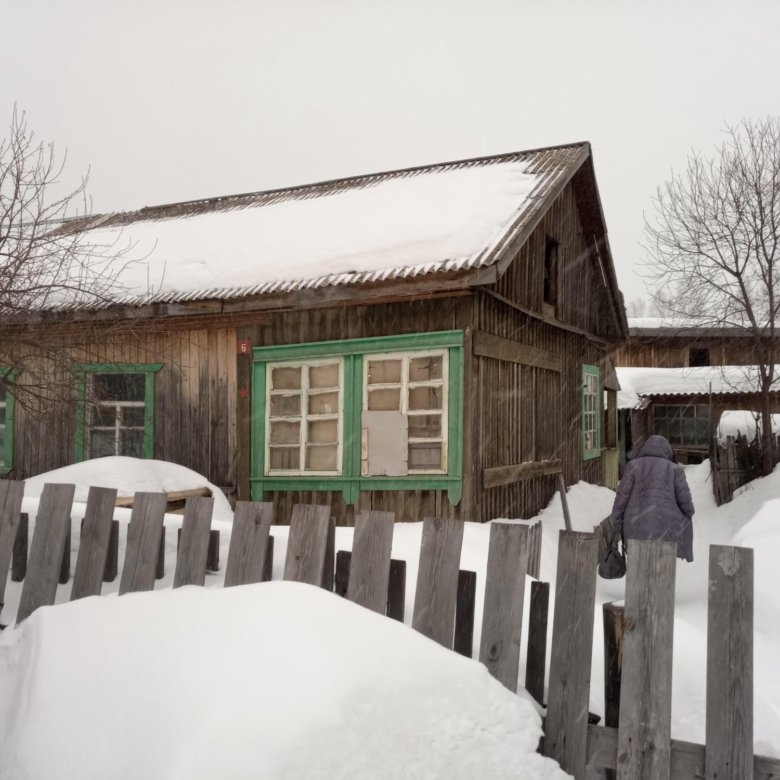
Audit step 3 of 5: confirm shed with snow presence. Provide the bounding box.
[1,143,627,522]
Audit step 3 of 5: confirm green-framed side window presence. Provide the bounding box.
[75,363,162,461]
[582,364,601,460]
[0,369,18,475]
[251,331,464,505]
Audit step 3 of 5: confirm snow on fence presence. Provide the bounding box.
[711,432,780,505]
[0,479,777,779]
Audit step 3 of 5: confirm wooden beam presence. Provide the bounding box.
[482,460,561,489]
[473,330,561,372]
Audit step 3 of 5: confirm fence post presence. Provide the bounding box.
[386,559,406,621]
[705,545,753,780]
[58,526,71,584]
[454,570,477,657]
[543,530,598,779]
[616,539,676,780]
[603,602,625,780]
[12,512,28,582]
[525,580,549,706]
[335,550,351,597]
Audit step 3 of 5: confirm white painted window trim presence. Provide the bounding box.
[265,357,344,476]
[86,377,146,458]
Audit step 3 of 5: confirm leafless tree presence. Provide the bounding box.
[645,117,780,475]
[0,107,137,408]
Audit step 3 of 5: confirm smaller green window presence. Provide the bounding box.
[0,369,17,475]
[582,364,601,460]
[75,364,162,461]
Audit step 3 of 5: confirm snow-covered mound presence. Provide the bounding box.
[24,456,233,523]
[0,582,567,780]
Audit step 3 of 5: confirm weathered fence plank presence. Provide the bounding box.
[58,527,71,584]
[103,519,119,582]
[412,517,465,648]
[323,517,335,591]
[262,535,274,582]
[119,492,167,595]
[12,512,28,582]
[155,527,166,580]
[386,558,406,621]
[479,522,529,690]
[71,486,118,600]
[224,501,274,587]
[603,602,625,780]
[587,724,780,779]
[454,570,477,657]
[335,550,351,597]
[705,545,754,780]
[283,504,332,587]
[16,483,76,623]
[0,480,24,605]
[347,510,394,613]
[525,580,549,706]
[616,539,676,780]
[543,530,598,779]
[173,496,214,588]
[207,530,220,572]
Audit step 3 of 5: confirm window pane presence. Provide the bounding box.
[368,388,401,411]
[91,405,116,427]
[408,443,442,470]
[305,445,337,471]
[0,405,5,426]
[90,430,115,458]
[408,413,441,439]
[367,360,402,384]
[270,394,301,417]
[308,391,339,416]
[309,363,339,389]
[92,373,145,402]
[121,429,144,458]
[0,431,5,453]
[308,419,338,444]
[271,366,301,390]
[269,447,300,470]
[123,406,146,427]
[409,356,442,382]
[409,386,442,411]
[270,420,300,445]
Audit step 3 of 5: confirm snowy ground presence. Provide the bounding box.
[1,455,779,775]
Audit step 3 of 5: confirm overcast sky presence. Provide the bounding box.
[2,0,779,305]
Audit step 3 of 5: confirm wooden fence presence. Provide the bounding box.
[711,432,780,505]
[0,479,777,779]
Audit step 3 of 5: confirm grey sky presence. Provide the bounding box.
[2,0,779,304]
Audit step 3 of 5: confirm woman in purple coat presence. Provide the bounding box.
[611,435,696,561]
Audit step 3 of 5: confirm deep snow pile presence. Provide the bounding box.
[0,582,567,780]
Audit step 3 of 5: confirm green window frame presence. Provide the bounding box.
[251,331,464,505]
[582,364,601,460]
[0,369,18,475]
[75,363,162,461]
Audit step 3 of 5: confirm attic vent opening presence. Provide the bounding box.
[689,348,710,367]
[543,237,559,310]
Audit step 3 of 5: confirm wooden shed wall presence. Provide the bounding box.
[612,338,764,368]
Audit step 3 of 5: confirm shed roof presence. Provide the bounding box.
[57,142,608,311]
[616,365,779,409]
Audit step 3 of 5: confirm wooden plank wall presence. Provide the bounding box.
[10,319,242,492]
[611,337,763,369]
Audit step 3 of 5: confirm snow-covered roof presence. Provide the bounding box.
[63,144,590,308]
[616,365,777,409]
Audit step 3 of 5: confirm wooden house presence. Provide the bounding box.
[1,143,627,523]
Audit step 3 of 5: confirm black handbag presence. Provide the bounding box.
[597,517,626,580]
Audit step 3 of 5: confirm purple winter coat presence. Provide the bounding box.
[611,435,695,561]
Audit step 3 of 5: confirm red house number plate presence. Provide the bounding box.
[236,339,251,354]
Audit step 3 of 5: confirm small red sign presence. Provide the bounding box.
[236,339,251,355]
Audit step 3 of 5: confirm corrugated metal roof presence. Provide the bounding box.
[57,143,589,309]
